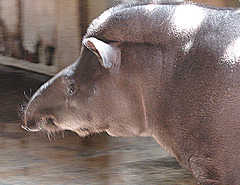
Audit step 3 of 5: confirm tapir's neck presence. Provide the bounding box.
[119,42,189,157]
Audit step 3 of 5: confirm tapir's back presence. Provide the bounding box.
[85,2,240,46]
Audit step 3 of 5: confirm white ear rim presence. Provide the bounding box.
[83,37,114,69]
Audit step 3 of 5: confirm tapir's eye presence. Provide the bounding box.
[68,83,77,96]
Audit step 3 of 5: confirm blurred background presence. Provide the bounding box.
[0,0,239,184]
[0,0,239,75]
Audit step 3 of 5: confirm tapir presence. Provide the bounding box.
[21,2,240,184]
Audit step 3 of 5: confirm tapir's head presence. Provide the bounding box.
[21,38,148,137]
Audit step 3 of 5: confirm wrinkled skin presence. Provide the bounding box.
[22,2,240,185]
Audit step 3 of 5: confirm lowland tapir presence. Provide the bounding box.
[21,2,240,184]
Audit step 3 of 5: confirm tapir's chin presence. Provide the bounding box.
[75,129,92,137]
[73,125,107,137]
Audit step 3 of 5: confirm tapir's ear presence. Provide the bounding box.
[83,37,121,72]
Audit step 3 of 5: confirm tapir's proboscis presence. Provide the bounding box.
[21,2,240,184]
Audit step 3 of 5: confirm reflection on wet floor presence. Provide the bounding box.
[0,65,195,185]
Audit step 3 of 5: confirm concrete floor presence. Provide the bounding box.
[0,65,195,185]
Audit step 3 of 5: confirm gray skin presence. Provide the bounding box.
[22,2,240,185]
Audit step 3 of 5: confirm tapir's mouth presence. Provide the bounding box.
[42,116,58,129]
[22,115,59,133]
[22,112,107,137]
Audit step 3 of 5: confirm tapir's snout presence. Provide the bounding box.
[21,72,61,133]
[22,114,58,132]
[21,104,58,132]
[21,121,42,132]
[20,99,42,132]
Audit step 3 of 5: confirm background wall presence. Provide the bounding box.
[0,0,81,75]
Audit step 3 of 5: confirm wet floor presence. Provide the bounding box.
[0,64,195,185]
